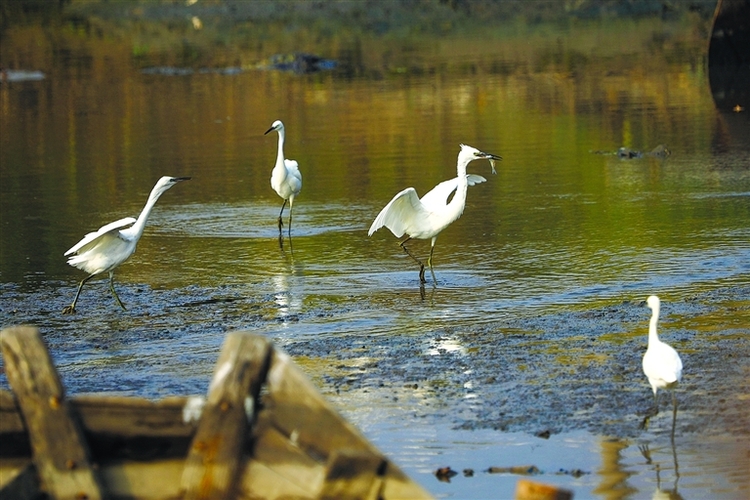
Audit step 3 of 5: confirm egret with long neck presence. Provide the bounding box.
[368,144,501,284]
[265,120,302,244]
[62,176,190,313]
[641,295,683,435]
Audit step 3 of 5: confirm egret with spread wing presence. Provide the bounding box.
[265,120,302,242]
[62,176,190,314]
[368,144,501,284]
[641,295,683,435]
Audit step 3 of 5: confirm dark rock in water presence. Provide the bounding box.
[645,144,670,158]
[434,466,458,482]
[258,53,337,73]
[617,147,643,159]
[592,144,670,159]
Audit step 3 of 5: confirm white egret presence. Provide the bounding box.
[368,144,501,284]
[62,176,190,314]
[264,120,302,241]
[641,295,683,434]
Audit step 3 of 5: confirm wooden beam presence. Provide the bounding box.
[0,461,39,499]
[264,348,433,499]
[0,325,105,499]
[181,332,272,499]
[319,449,386,500]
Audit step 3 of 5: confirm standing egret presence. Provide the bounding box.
[265,120,302,243]
[641,295,683,435]
[62,176,190,314]
[368,144,501,284]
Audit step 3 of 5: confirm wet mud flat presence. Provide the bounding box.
[1,282,748,441]
[1,281,748,497]
[283,285,750,440]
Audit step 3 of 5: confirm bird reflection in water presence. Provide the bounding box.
[639,439,682,500]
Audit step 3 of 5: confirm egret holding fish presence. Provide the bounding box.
[368,144,501,284]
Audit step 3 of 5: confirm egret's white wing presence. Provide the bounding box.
[419,175,487,210]
[368,187,427,238]
[65,217,136,256]
[467,174,487,186]
[284,159,303,195]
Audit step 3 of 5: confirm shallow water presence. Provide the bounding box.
[1,7,749,499]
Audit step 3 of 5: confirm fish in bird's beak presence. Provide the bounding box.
[478,151,502,174]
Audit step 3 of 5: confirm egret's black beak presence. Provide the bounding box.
[479,151,502,174]
[264,127,274,135]
[174,177,191,182]
[480,151,502,161]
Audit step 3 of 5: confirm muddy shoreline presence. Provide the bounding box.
[283,284,750,439]
[2,282,747,441]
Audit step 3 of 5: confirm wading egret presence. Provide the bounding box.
[62,176,190,314]
[368,144,501,284]
[641,295,683,434]
[265,120,302,241]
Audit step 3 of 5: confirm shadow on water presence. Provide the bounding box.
[1,1,750,498]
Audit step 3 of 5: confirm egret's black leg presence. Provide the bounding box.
[288,204,294,239]
[427,244,437,285]
[640,391,659,430]
[670,391,678,442]
[62,273,97,314]
[109,271,127,310]
[400,237,426,283]
[278,199,288,234]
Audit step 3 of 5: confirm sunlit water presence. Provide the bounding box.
[1,12,749,499]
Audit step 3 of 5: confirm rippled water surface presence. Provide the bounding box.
[1,6,749,499]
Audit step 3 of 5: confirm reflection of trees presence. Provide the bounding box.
[593,438,637,500]
[0,9,722,281]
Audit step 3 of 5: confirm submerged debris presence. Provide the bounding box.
[434,466,458,482]
[253,53,337,73]
[486,465,541,475]
[0,69,45,82]
[590,144,671,159]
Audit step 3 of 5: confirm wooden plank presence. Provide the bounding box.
[74,395,202,438]
[264,349,433,499]
[2,393,201,439]
[0,390,31,458]
[245,412,325,493]
[98,458,185,499]
[181,332,272,500]
[0,325,105,499]
[319,449,385,500]
[0,390,25,433]
[264,349,378,458]
[0,460,39,499]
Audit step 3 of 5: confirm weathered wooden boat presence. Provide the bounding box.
[0,326,432,499]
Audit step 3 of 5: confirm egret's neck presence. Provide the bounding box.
[445,160,472,218]
[648,306,660,345]
[456,158,471,178]
[274,131,286,170]
[129,189,165,239]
